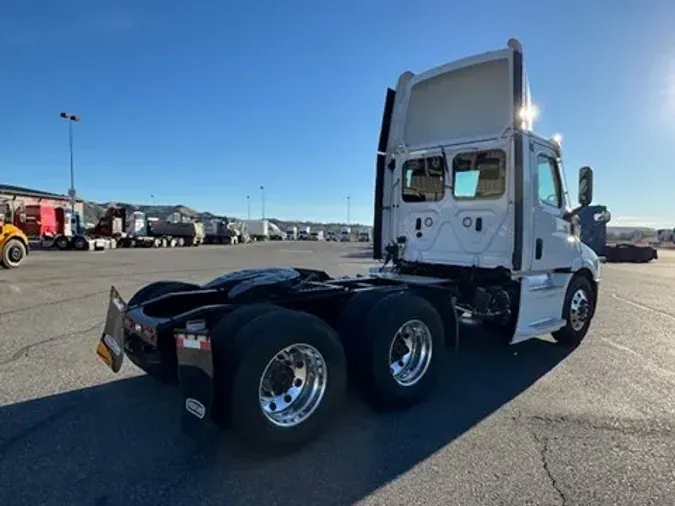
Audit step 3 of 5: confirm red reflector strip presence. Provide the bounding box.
[175,332,211,351]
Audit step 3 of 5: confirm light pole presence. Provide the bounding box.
[347,196,351,225]
[60,112,81,213]
[150,194,156,206]
[246,195,251,220]
[260,185,265,220]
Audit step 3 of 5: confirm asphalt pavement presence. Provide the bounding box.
[1,242,674,506]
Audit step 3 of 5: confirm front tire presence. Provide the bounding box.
[1,238,26,269]
[552,275,595,346]
[226,309,347,454]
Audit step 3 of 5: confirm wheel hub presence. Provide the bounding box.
[388,319,433,387]
[9,246,22,262]
[258,344,327,427]
[569,288,590,331]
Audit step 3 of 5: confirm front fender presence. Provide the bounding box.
[572,243,601,282]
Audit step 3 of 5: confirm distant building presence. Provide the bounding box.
[0,184,85,216]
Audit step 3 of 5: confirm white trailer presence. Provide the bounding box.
[244,219,270,241]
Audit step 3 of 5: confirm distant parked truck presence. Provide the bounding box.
[309,230,324,241]
[118,210,204,248]
[45,207,116,251]
[285,226,298,240]
[578,205,657,262]
[269,222,285,241]
[202,219,231,244]
[340,226,351,242]
[357,228,371,242]
[298,226,311,240]
[244,219,270,241]
[657,228,675,243]
[20,204,58,239]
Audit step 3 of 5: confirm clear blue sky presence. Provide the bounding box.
[3,0,674,226]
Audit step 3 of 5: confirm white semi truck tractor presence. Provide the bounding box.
[95,39,600,454]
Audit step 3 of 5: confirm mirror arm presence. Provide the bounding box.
[563,206,583,222]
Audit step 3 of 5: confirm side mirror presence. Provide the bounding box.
[578,166,594,207]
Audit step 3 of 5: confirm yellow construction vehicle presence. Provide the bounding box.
[0,200,29,269]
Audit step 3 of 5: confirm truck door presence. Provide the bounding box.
[528,141,579,272]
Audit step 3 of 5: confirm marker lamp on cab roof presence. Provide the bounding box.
[519,104,539,125]
[551,133,563,146]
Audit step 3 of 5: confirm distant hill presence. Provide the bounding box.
[83,201,369,233]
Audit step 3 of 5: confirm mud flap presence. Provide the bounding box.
[96,286,127,373]
[174,321,214,437]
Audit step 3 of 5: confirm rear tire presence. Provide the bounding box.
[1,238,26,269]
[55,235,70,250]
[226,309,347,454]
[209,304,287,426]
[552,275,595,347]
[345,291,445,410]
[73,235,88,251]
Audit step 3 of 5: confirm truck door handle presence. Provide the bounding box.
[415,218,421,230]
[475,217,483,232]
[535,238,543,259]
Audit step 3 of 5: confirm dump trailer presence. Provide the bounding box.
[118,211,204,248]
[578,205,657,263]
[0,201,29,268]
[95,39,601,455]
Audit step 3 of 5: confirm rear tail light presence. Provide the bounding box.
[122,315,157,346]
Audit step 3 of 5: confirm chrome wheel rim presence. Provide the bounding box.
[570,288,590,331]
[388,319,433,387]
[258,343,327,428]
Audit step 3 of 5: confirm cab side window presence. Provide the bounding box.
[537,155,562,208]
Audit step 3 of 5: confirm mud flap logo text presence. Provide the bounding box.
[185,398,206,419]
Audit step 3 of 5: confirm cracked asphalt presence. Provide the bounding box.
[1,242,674,506]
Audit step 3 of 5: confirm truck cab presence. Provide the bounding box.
[374,39,600,344]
